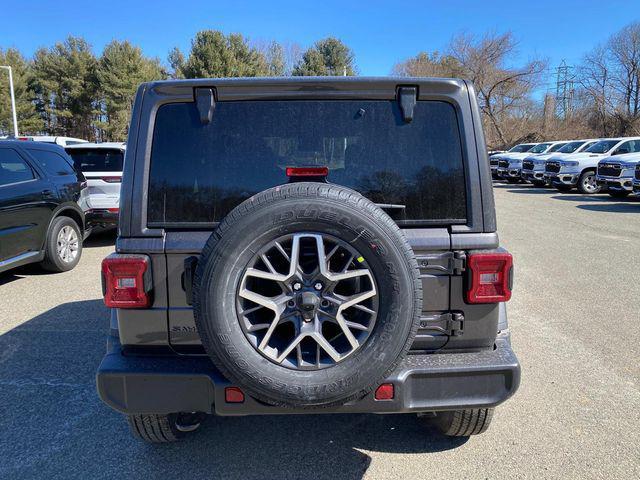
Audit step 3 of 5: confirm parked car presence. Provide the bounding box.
[633,164,640,194]
[490,143,537,180]
[596,151,640,198]
[0,140,88,273]
[496,142,560,183]
[65,142,125,230]
[545,137,640,194]
[18,135,88,147]
[521,139,598,186]
[96,77,520,443]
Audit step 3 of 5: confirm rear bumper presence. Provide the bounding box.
[86,209,119,228]
[96,335,520,416]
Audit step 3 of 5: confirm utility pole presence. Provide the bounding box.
[0,66,19,137]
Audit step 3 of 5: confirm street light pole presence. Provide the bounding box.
[0,66,19,137]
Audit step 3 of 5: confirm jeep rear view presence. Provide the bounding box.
[97,77,520,443]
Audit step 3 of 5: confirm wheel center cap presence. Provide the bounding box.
[296,291,320,320]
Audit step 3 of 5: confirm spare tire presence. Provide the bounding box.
[193,182,422,408]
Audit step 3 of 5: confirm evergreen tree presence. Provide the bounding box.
[292,38,356,76]
[0,48,43,135]
[97,40,165,141]
[30,36,98,139]
[175,30,269,78]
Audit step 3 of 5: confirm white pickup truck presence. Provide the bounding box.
[596,151,640,198]
[544,137,640,194]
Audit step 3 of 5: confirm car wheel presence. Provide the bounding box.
[128,412,205,443]
[577,171,601,194]
[608,190,630,198]
[425,408,494,436]
[41,216,83,272]
[193,182,422,408]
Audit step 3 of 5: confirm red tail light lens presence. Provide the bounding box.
[107,208,120,213]
[101,254,152,308]
[286,166,329,177]
[466,252,513,304]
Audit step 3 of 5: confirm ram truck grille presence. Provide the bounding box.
[545,162,561,173]
[522,160,535,170]
[598,163,622,177]
[498,160,509,168]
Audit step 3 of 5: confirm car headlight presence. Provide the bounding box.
[563,161,579,167]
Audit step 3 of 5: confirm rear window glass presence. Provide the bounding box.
[67,149,124,172]
[26,148,75,176]
[148,100,467,226]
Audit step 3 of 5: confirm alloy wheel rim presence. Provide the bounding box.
[583,174,598,193]
[236,233,378,370]
[56,225,79,263]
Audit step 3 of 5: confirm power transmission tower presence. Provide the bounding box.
[555,60,575,119]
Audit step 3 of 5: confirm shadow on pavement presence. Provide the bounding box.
[84,229,117,248]
[506,188,553,194]
[0,300,466,480]
[576,203,640,213]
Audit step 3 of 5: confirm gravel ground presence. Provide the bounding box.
[0,185,638,480]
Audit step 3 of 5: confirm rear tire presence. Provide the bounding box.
[430,408,494,436]
[41,216,82,272]
[127,413,204,443]
[608,190,630,198]
[577,170,601,194]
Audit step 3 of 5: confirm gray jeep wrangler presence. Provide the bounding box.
[97,77,520,443]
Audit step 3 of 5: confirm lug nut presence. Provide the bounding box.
[287,300,295,307]
[321,300,330,308]
[293,282,302,291]
[314,282,323,291]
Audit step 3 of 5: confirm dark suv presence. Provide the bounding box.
[0,140,87,273]
[97,77,520,443]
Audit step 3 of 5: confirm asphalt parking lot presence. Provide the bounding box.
[0,185,639,480]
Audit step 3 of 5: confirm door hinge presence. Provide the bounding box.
[418,312,464,337]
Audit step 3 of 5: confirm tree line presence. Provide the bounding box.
[1,24,639,148]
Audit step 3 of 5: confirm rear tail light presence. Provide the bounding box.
[286,166,329,178]
[107,208,120,213]
[101,254,152,308]
[466,252,513,304]
[100,176,121,183]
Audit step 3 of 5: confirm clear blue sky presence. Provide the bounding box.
[1,0,636,88]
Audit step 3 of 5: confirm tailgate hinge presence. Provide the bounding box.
[450,251,466,275]
[419,312,464,337]
[397,86,417,123]
[417,251,465,275]
[194,87,216,124]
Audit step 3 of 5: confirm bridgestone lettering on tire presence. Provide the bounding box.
[193,182,422,408]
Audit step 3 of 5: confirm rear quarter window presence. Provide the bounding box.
[26,148,75,176]
[148,99,467,227]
